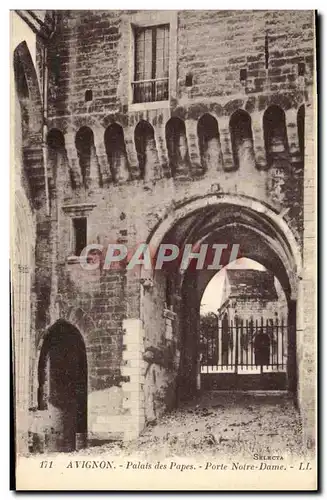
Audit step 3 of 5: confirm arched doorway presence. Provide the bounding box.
[37,320,87,452]
[199,258,289,391]
[142,196,300,414]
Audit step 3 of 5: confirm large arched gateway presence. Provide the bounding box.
[37,320,87,452]
[141,195,301,421]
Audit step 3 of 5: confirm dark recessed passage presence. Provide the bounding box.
[298,63,305,77]
[47,128,65,150]
[240,68,247,81]
[85,89,93,102]
[37,321,87,452]
[73,217,87,256]
[185,73,193,87]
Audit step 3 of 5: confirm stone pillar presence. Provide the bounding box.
[145,135,163,181]
[219,116,234,171]
[154,125,170,178]
[124,126,139,179]
[185,119,202,175]
[237,137,256,175]
[121,318,146,440]
[285,108,301,164]
[56,148,72,194]
[65,131,82,189]
[93,127,112,186]
[252,110,267,169]
[115,151,131,184]
[175,129,192,179]
[89,145,101,189]
[204,136,224,176]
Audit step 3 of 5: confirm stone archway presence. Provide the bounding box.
[141,195,301,419]
[13,41,43,136]
[37,320,87,452]
[13,41,44,203]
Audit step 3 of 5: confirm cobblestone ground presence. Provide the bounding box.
[79,391,304,460]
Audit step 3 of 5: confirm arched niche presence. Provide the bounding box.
[165,117,190,178]
[134,120,158,180]
[75,126,95,187]
[13,41,42,136]
[229,110,255,170]
[263,105,289,165]
[104,123,129,183]
[197,113,223,172]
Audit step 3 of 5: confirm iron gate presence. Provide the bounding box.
[200,317,288,390]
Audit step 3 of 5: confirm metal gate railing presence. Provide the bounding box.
[200,317,288,374]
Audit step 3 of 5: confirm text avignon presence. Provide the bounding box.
[66,460,114,469]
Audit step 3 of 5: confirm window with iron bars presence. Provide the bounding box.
[133,24,170,104]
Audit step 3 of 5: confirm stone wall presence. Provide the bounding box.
[27,10,316,445]
[226,298,286,323]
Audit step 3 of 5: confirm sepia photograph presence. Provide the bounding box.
[10,8,317,491]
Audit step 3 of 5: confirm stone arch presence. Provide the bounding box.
[263,105,289,165]
[229,109,255,170]
[72,115,102,134]
[13,41,44,202]
[134,120,159,180]
[150,198,300,302]
[146,195,301,284]
[75,126,95,187]
[197,113,223,172]
[36,319,88,452]
[165,117,190,178]
[13,41,42,136]
[142,194,301,407]
[66,306,96,338]
[33,305,93,402]
[297,104,305,160]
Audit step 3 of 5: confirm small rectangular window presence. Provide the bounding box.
[133,24,170,104]
[73,218,87,256]
[240,68,247,81]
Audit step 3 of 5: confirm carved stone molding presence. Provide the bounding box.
[61,203,96,217]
